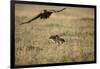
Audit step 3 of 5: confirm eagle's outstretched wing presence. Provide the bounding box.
[20,13,41,25]
[50,8,66,13]
[20,8,66,25]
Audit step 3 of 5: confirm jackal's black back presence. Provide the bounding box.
[49,35,59,40]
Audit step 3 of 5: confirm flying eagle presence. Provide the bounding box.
[20,8,66,25]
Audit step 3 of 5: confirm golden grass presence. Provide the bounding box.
[15,4,95,65]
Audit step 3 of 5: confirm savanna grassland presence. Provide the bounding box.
[15,4,95,65]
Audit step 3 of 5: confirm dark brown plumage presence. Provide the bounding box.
[20,8,66,25]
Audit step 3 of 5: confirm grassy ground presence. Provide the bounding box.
[15,4,95,65]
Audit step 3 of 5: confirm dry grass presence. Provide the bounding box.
[15,4,95,65]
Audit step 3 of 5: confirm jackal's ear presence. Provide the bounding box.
[55,35,60,38]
